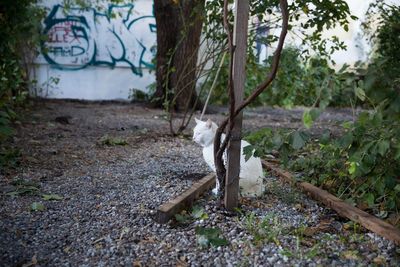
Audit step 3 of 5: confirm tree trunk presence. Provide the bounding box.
[152,0,178,107]
[152,0,205,111]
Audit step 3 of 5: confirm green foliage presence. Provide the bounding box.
[204,0,353,57]
[242,1,400,222]
[99,135,128,146]
[205,47,356,108]
[245,115,400,219]
[175,205,209,225]
[202,0,355,109]
[243,212,284,246]
[30,202,46,212]
[289,111,399,214]
[42,194,63,201]
[195,226,229,247]
[0,0,45,166]
[0,147,21,170]
[244,127,310,165]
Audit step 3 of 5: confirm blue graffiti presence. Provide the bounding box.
[41,4,156,76]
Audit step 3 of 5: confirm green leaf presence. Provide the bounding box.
[175,213,190,224]
[338,132,353,148]
[31,202,45,212]
[303,108,321,129]
[320,129,331,145]
[7,185,40,196]
[377,140,390,156]
[354,87,366,101]
[195,227,228,247]
[302,110,313,129]
[243,145,254,162]
[197,235,209,247]
[341,121,353,129]
[348,162,357,175]
[42,194,63,201]
[364,193,375,208]
[191,206,208,220]
[209,237,229,247]
[290,131,306,150]
[394,184,400,192]
[272,133,283,148]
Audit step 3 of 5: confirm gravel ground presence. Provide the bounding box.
[0,100,398,266]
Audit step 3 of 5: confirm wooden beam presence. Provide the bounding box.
[155,173,215,224]
[262,160,400,245]
[225,0,250,211]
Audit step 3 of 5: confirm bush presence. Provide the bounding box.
[205,46,356,108]
[244,2,400,223]
[0,0,44,167]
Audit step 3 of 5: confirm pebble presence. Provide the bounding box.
[0,102,398,266]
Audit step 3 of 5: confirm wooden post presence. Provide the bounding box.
[225,0,249,210]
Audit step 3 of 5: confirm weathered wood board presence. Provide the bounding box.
[155,173,215,224]
[262,160,400,245]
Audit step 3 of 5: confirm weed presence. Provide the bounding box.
[175,205,208,225]
[99,136,128,146]
[7,179,40,196]
[195,226,229,248]
[265,180,301,205]
[243,212,286,246]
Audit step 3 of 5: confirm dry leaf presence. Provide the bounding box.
[373,255,386,265]
[342,250,359,260]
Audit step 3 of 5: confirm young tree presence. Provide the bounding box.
[213,0,354,208]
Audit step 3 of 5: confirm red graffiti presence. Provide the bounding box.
[47,21,81,44]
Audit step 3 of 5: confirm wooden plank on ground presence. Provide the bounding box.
[262,160,400,245]
[155,173,215,224]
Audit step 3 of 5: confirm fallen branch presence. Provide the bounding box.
[262,160,400,245]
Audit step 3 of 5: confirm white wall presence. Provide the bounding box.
[32,0,156,100]
[33,0,398,100]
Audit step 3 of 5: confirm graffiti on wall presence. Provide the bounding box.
[41,4,156,76]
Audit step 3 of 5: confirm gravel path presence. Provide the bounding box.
[0,100,398,266]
